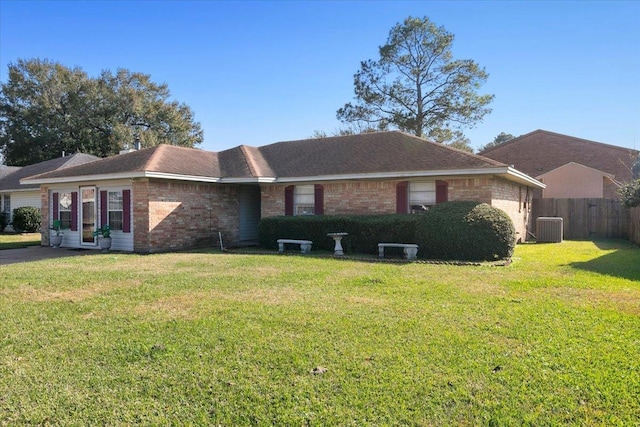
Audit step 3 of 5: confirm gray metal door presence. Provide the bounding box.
[239,186,261,241]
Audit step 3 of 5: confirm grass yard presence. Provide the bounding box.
[0,232,41,250]
[0,240,638,425]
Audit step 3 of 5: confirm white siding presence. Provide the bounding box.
[11,191,41,215]
[98,184,133,252]
[47,180,133,252]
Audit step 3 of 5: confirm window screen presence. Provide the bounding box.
[294,185,315,215]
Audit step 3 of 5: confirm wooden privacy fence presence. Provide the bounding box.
[630,206,640,245]
[532,198,640,243]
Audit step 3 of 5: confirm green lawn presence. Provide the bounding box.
[0,232,41,250]
[0,240,638,425]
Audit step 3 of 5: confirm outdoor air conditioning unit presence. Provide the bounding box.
[536,217,563,243]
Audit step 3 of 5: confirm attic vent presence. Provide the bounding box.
[536,217,563,243]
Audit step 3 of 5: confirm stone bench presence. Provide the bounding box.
[378,243,419,260]
[277,239,313,254]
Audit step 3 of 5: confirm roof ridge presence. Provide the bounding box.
[239,145,260,177]
[141,144,167,171]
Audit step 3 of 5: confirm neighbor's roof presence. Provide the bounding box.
[480,129,638,182]
[21,145,220,183]
[0,165,21,180]
[22,131,544,188]
[1,153,99,191]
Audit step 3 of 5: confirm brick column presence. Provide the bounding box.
[133,179,150,253]
[40,186,50,247]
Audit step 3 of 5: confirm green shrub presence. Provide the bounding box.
[12,206,41,233]
[258,203,515,261]
[258,214,418,255]
[619,179,640,208]
[0,212,8,232]
[413,201,516,261]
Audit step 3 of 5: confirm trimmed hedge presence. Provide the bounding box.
[257,201,516,261]
[258,214,418,255]
[414,201,516,261]
[12,206,42,233]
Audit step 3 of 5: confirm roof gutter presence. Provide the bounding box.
[20,166,545,188]
[275,167,545,188]
[21,171,222,185]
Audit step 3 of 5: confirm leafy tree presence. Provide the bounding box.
[447,136,474,153]
[310,122,388,139]
[337,16,494,140]
[0,59,203,166]
[619,179,640,208]
[479,132,516,152]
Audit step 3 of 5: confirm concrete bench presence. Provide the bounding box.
[277,239,313,254]
[378,243,418,260]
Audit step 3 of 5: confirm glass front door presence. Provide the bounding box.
[80,187,96,245]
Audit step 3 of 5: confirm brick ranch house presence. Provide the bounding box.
[22,131,544,253]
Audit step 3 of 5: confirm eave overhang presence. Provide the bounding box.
[273,167,545,188]
[21,171,222,185]
[20,166,544,188]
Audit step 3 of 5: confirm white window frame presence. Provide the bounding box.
[2,194,10,214]
[58,192,72,229]
[294,185,315,216]
[108,191,124,231]
[409,181,436,212]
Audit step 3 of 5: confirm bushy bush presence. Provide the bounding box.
[12,206,41,233]
[258,214,418,255]
[0,212,8,232]
[413,201,515,261]
[619,179,640,208]
[258,202,515,261]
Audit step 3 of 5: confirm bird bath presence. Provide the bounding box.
[327,232,348,256]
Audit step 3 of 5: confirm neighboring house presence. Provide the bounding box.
[480,129,639,199]
[0,154,99,230]
[536,162,620,199]
[0,165,21,224]
[23,131,544,253]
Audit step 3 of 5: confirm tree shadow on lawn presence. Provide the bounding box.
[569,239,640,282]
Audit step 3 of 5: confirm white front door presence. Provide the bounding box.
[80,186,97,246]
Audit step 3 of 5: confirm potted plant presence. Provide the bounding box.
[93,224,112,251]
[50,219,64,248]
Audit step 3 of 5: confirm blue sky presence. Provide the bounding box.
[1,0,638,152]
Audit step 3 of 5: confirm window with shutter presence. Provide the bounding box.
[294,185,315,215]
[56,193,73,229]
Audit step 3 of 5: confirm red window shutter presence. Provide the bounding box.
[314,185,324,215]
[122,189,131,233]
[436,180,448,204]
[396,181,408,213]
[71,192,78,231]
[52,192,59,221]
[100,190,108,227]
[284,185,294,216]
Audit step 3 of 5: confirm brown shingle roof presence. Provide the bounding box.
[25,131,512,183]
[257,131,505,177]
[1,153,99,191]
[25,145,220,181]
[480,130,638,182]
